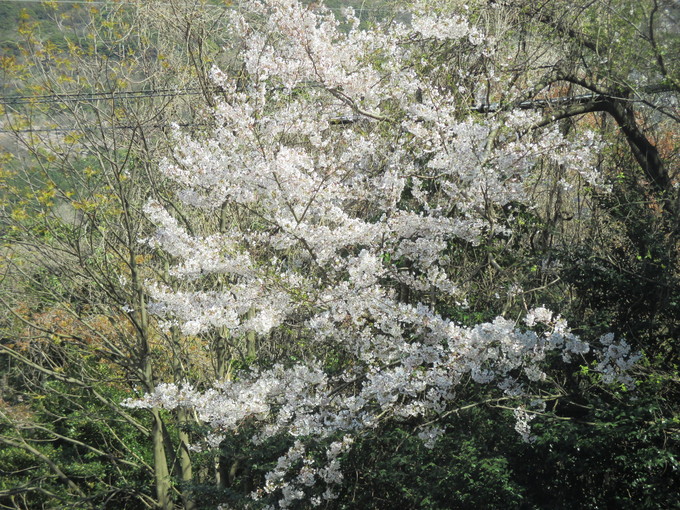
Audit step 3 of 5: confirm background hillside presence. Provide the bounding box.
[0,1,678,509]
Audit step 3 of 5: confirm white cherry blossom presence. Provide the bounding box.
[126,1,640,507]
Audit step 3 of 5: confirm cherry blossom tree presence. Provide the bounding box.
[125,0,641,506]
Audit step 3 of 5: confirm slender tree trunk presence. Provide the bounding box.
[151,408,173,510]
[177,409,196,510]
[602,100,670,193]
[246,309,257,359]
[134,260,173,509]
[213,327,232,491]
[215,327,231,381]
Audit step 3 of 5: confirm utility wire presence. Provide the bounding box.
[0,121,205,134]
[3,81,674,107]
[0,83,675,133]
[0,88,210,106]
[0,87,672,112]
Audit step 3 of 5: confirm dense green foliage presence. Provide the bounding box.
[0,351,153,508]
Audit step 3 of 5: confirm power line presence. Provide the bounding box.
[0,121,205,134]
[1,82,674,133]
[0,88,210,106]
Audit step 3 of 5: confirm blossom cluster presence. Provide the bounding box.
[127,0,638,507]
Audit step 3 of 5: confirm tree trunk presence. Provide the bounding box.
[151,408,173,510]
[177,409,196,510]
[134,260,173,509]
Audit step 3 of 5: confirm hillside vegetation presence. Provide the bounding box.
[0,1,678,509]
